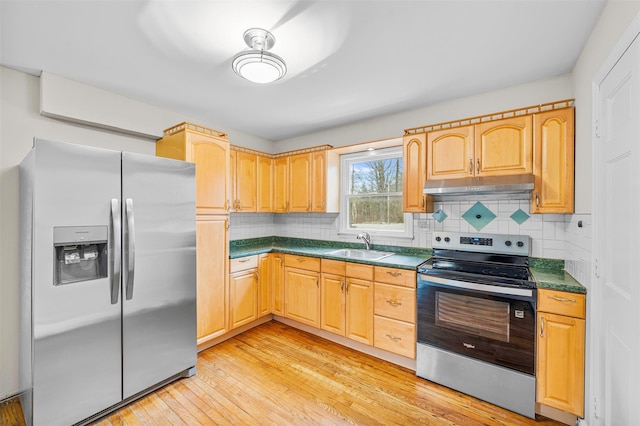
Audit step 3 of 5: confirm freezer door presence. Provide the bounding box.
[121,152,196,398]
[30,139,122,425]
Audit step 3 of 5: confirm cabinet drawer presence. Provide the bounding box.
[346,262,374,281]
[374,316,416,359]
[321,258,345,276]
[285,254,321,272]
[230,255,258,273]
[538,288,586,319]
[374,266,416,288]
[374,283,415,323]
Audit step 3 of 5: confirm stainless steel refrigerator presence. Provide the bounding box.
[19,138,197,425]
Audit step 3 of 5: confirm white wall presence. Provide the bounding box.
[0,66,273,399]
[275,74,573,150]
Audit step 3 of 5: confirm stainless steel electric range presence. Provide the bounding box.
[416,231,536,418]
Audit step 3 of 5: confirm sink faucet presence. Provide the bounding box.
[356,232,371,251]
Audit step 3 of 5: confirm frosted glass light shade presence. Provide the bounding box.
[232,50,286,84]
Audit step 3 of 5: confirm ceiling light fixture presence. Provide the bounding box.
[232,28,286,84]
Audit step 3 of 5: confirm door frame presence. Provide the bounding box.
[591,11,640,426]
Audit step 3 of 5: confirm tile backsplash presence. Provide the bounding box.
[229,199,570,260]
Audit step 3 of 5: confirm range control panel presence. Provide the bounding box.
[432,232,530,256]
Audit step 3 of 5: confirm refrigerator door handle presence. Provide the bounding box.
[124,198,136,300]
[110,199,121,304]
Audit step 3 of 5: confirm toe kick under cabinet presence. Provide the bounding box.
[373,266,417,359]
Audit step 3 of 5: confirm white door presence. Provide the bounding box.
[594,35,640,425]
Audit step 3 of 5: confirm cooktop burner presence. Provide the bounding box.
[419,232,535,289]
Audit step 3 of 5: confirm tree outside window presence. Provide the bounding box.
[341,146,412,238]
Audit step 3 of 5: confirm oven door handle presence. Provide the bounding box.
[418,275,534,298]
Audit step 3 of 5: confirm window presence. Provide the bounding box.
[340,146,413,239]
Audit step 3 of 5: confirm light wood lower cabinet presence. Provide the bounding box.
[284,255,321,327]
[536,288,586,418]
[320,260,374,346]
[271,253,285,315]
[229,256,258,329]
[196,215,228,344]
[373,266,416,358]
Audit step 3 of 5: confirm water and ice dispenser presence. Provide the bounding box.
[53,226,108,285]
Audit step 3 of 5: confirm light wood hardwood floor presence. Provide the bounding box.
[2,321,561,425]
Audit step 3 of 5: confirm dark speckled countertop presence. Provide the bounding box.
[230,237,587,293]
[229,237,431,270]
[529,258,586,294]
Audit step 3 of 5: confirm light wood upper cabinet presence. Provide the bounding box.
[273,157,289,213]
[532,108,575,214]
[311,151,327,212]
[403,133,433,213]
[289,153,312,212]
[257,155,273,213]
[195,215,228,344]
[425,116,533,180]
[536,288,586,417]
[475,115,533,176]
[156,124,230,215]
[230,150,257,212]
[427,125,475,180]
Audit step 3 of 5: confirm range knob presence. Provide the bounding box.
[517,241,524,248]
[435,236,442,242]
[505,240,512,247]
[444,237,451,243]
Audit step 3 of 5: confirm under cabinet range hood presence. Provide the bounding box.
[423,174,535,200]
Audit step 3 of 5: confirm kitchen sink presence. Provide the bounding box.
[326,248,394,261]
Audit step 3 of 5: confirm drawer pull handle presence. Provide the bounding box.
[386,334,401,342]
[548,295,577,303]
[239,258,251,263]
[386,300,402,307]
[386,271,402,277]
[296,258,306,263]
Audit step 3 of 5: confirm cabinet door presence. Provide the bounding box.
[189,136,230,214]
[272,254,285,315]
[258,254,271,317]
[537,312,585,417]
[311,151,327,212]
[289,153,311,212]
[403,133,432,212]
[284,267,320,327]
[257,155,273,213]
[196,215,228,343]
[426,126,474,180]
[345,278,373,345]
[475,116,533,176]
[229,269,258,329]
[532,108,574,213]
[273,157,289,213]
[320,273,345,336]
[235,151,257,212]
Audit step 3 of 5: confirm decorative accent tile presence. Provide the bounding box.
[461,202,496,231]
[432,209,448,223]
[510,208,530,225]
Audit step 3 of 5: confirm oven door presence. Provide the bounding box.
[417,274,536,375]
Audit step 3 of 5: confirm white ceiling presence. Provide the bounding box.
[0,0,605,141]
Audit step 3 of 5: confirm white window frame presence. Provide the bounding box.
[339,146,413,240]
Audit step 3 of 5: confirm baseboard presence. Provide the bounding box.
[536,402,579,425]
[273,316,416,371]
[197,315,273,352]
